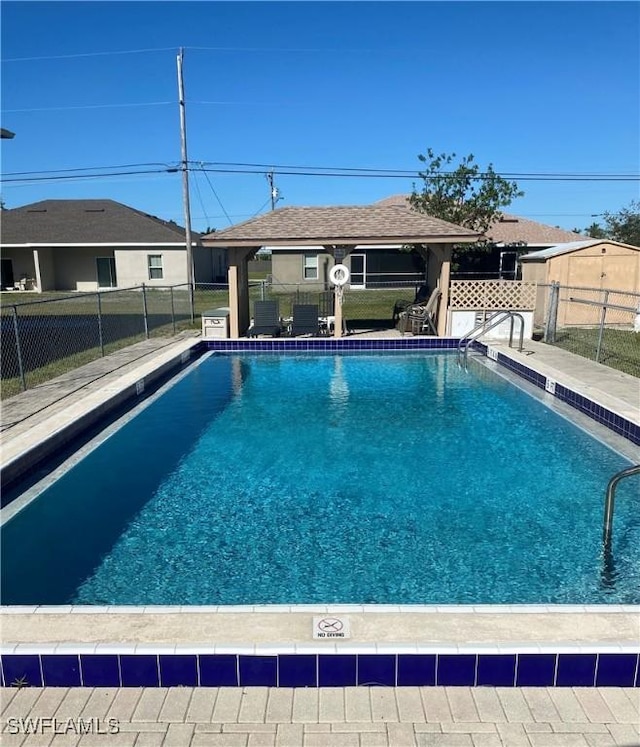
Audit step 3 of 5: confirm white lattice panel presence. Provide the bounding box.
[449,280,537,310]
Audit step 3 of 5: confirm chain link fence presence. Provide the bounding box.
[540,282,640,377]
[1,278,426,400]
[1,284,206,400]
[247,278,422,327]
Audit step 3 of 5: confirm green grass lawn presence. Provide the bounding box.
[0,286,419,399]
[552,327,640,377]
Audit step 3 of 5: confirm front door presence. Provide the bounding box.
[349,254,366,289]
[96,257,117,288]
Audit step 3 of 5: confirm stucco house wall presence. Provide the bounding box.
[270,247,332,290]
[51,247,115,291]
[114,247,188,288]
[270,245,426,289]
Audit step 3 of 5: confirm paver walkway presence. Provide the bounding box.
[1,686,639,746]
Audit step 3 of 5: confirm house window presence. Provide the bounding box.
[148,255,163,280]
[303,253,318,280]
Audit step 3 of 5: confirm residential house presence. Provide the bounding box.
[0,199,227,292]
[268,195,585,288]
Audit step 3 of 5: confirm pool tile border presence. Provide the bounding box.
[203,337,639,445]
[1,650,638,688]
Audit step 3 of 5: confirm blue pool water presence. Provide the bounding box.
[2,352,638,605]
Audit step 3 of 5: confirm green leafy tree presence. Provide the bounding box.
[577,202,640,246]
[580,221,609,239]
[409,149,524,234]
[603,201,640,246]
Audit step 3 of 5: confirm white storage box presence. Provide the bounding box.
[201,308,230,339]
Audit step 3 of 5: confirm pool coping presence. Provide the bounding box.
[2,336,639,688]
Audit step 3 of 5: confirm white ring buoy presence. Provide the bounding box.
[329,264,350,287]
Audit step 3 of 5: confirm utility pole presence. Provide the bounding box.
[266,171,280,211]
[177,47,195,319]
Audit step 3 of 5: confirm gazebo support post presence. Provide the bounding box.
[429,244,452,337]
[324,244,352,339]
[227,246,258,338]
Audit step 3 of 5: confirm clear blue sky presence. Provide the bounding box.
[1,1,639,233]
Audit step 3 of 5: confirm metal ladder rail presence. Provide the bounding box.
[457,310,512,366]
[602,464,640,549]
[457,310,525,369]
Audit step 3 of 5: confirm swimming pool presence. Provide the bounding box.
[2,351,638,606]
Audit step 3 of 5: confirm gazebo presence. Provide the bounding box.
[202,203,480,338]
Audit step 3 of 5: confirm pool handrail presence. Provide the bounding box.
[457,310,525,369]
[602,463,640,549]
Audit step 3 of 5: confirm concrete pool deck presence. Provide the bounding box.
[1,331,638,747]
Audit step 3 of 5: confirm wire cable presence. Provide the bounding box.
[2,47,177,62]
[197,164,234,225]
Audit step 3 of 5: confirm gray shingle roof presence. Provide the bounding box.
[1,199,196,244]
[202,204,480,246]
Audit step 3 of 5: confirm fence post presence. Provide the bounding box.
[544,282,559,343]
[595,289,609,363]
[170,286,176,335]
[97,291,105,357]
[11,305,27,392]
[141,283,149,339]
[189,282,195,323]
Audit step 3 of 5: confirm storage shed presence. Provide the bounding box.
[520,239,640,326]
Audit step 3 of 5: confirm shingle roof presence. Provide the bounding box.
[486,214,585,245]
[202,204,480,246]
[376,196,584,245]
[1,199,196,244]
[520,239,640,260]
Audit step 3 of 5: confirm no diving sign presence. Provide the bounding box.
[313,616,351,639]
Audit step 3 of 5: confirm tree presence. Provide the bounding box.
[580,221,609,239]
[578,202,640,246]
[409,149,523,234]
[603,201,640,246]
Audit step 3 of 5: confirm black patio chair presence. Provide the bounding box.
[247,300,282,337]
[290,304,320,336]
[392,284,430,324]
[398,286,441,336]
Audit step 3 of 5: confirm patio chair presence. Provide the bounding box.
[392,284,430,324]
[398,286,441,336]
[247,300,282,337]
[290,304,320,336]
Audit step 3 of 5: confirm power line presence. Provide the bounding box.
[196,166,640,182]
[3,102,173,113]
[2,47,177,62]
[0,168,174,184]
[202,161,640,177]
[2,162,176,177]
[190,171,213,230]
[3,162,639,186]
[196,163,233,225]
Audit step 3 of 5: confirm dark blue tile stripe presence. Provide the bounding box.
[1,652,636,687]
[203,338,461,353]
